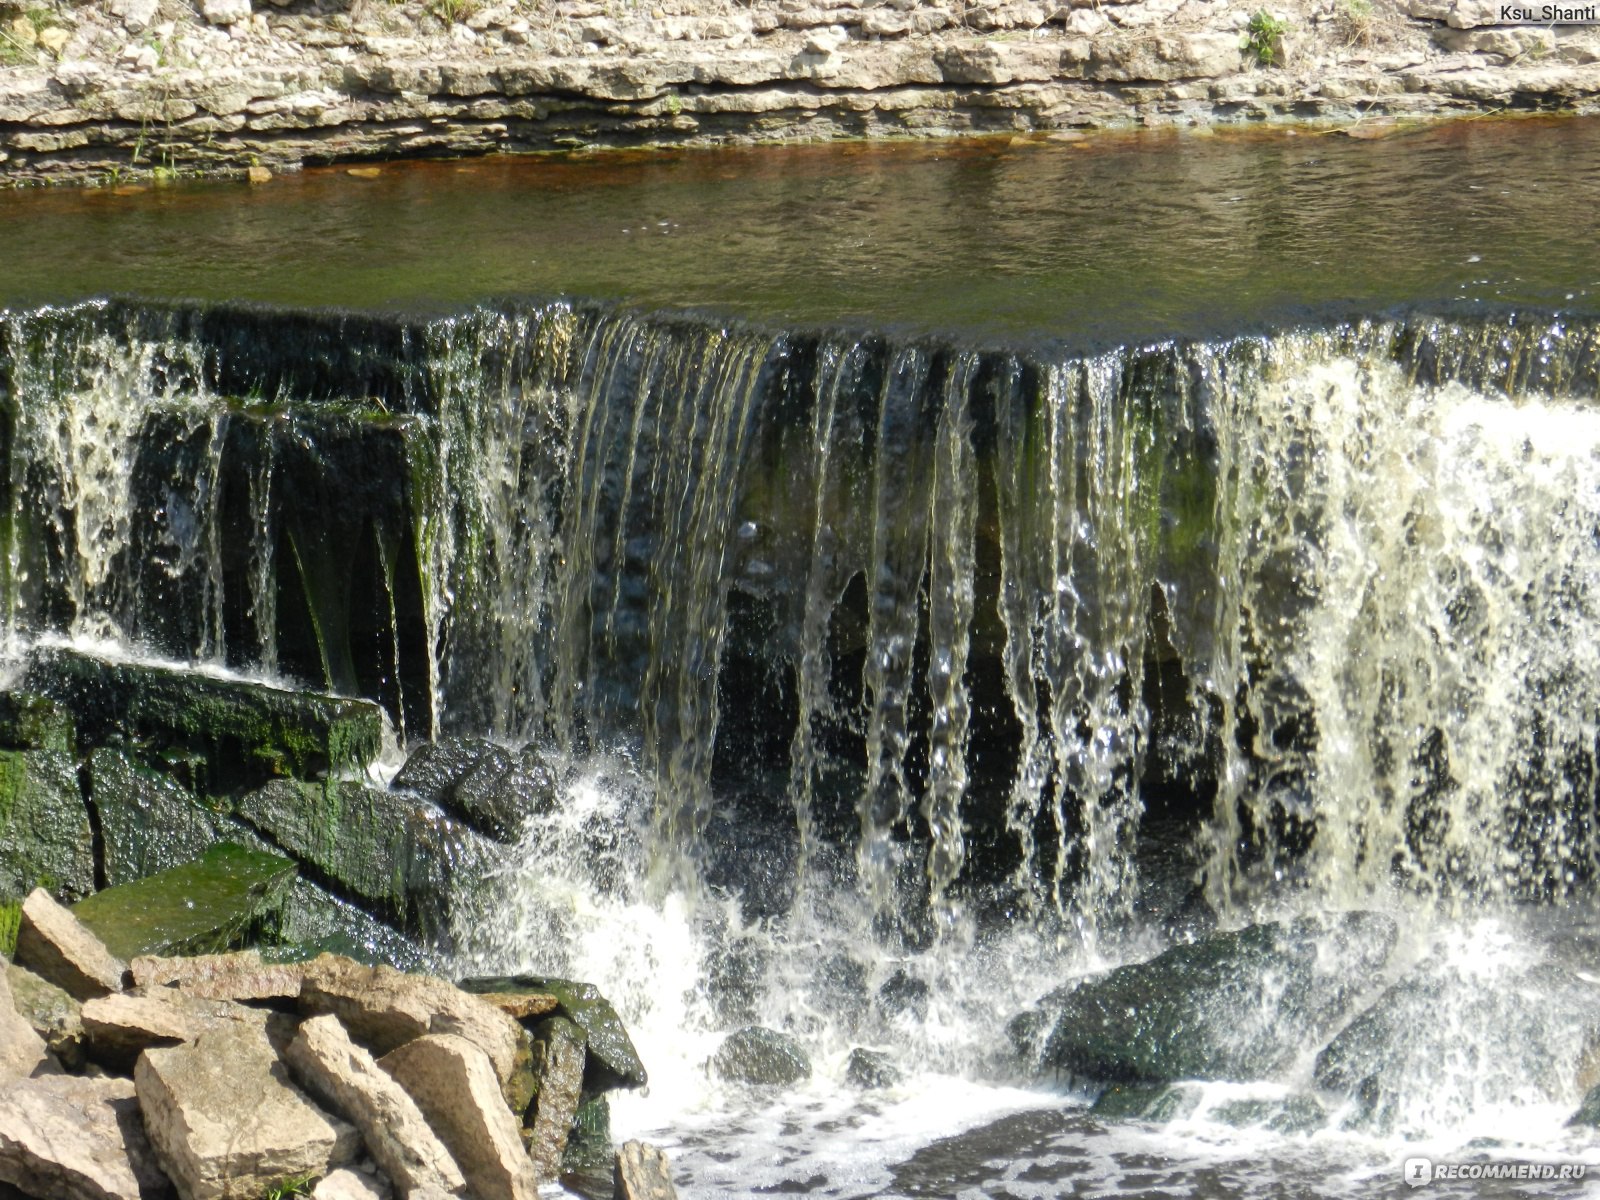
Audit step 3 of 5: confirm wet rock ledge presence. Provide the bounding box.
[0,887,669,1200]
[2,0,1599,185]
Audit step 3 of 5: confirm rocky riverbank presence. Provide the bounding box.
[1,0,1598,186]
[0,888,671,1200]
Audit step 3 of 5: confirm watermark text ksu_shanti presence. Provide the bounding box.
[1404,1158,1588,1187]
[1498,4,1599,18]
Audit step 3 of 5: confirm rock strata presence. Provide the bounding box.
[1,0,1598,186]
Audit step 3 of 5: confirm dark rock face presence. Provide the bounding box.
[0,749,95,905]
[1013,912,1398,1086]
[707,1026,811,1087]
[459,975,647,1093]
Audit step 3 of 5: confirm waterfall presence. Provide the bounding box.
[3,298,1599,944]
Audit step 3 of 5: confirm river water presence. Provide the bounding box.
[4,117,1600,1198]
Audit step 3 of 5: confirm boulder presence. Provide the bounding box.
[301,956,535,1115]
[234,779,484,941]
[90,749,222,888]
[80,988,292,1071]
[0,1075,169,1200]
[614,1141,677,1200]
[72,843,297,960]
[392,739,559,842]
[5,964,84,1070]
[136,1022,360,1200]
[707,1026,811,1086]
[0,750,96,905]
[24,646,383,788]
[459,975,645,1091]
[448,748,559,841]
[843,1048,899,1090]
[380,1034,538,1200]
[1209,1093,1326,1133]
[1315,954,1600,1134]
[130,949,305,1001]
[0,963,55,1081]
[390,737,501,807]
[1012,912,1397,1085]
[285,1015,466,1198]
[470,990,558,1022]
[16,889,126,1001]
[523,1016,585,1183]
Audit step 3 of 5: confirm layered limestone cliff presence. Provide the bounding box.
[1,0,1597,185]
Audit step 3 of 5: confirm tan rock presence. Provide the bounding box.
[0,964,55,1082]
[130,950,304,1002]
[5,964,83,1070]
[300,955,534,1113]
[82,987,293,1070]
[313,1167,392,1200]
[0,1075,168,1200]
[136,1022,359,1200]
[614,1141,678,1200]
[524,1017,585,1184]
[35,26,70,54]
[380,1034,537,1200]
[286,1014,466,1199]
[472,991,558,1021]
[16,890,126,1001]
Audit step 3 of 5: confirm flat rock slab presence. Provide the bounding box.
[286,1014,466,1198]
[16,889,126,1001]
[24,646,384,784]
[136,1021,359,1200]
[73,843,297,961]
[380,1034,537,1200]
[301,956,534,1114]
[130,949,306,1001]
[81,988,292,1070]
[462,989,558,1022]
[0,1074,169,1200]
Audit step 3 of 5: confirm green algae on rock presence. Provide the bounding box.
[24,647,384,788]
[0,748,96,906]
[72,843,298,961]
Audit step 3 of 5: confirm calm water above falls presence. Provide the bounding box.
[6,119,1600,1200]
[1,116,1599,341]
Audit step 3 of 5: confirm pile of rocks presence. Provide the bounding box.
[0,888,672,1200]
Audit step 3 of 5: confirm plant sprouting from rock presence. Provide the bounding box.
[1244,10,1288,66]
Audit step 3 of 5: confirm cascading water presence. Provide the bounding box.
[3,298,1600,1196]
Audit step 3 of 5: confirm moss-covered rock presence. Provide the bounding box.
[90,748,224,888]
[1013,912,1397,1086]
[5,962,86,1069]
[0,748,95,905]
[459,975,647,1092]
[267,878,444,975]
[562,1094,612,1170]
[71,843,297,960]
[233,778,485,943]
[708,1026,811,1087]
[1209,1093,1326,1133]
[1568,1083,1600,1128]
[24,646,384,788]
[0,692,76,756]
